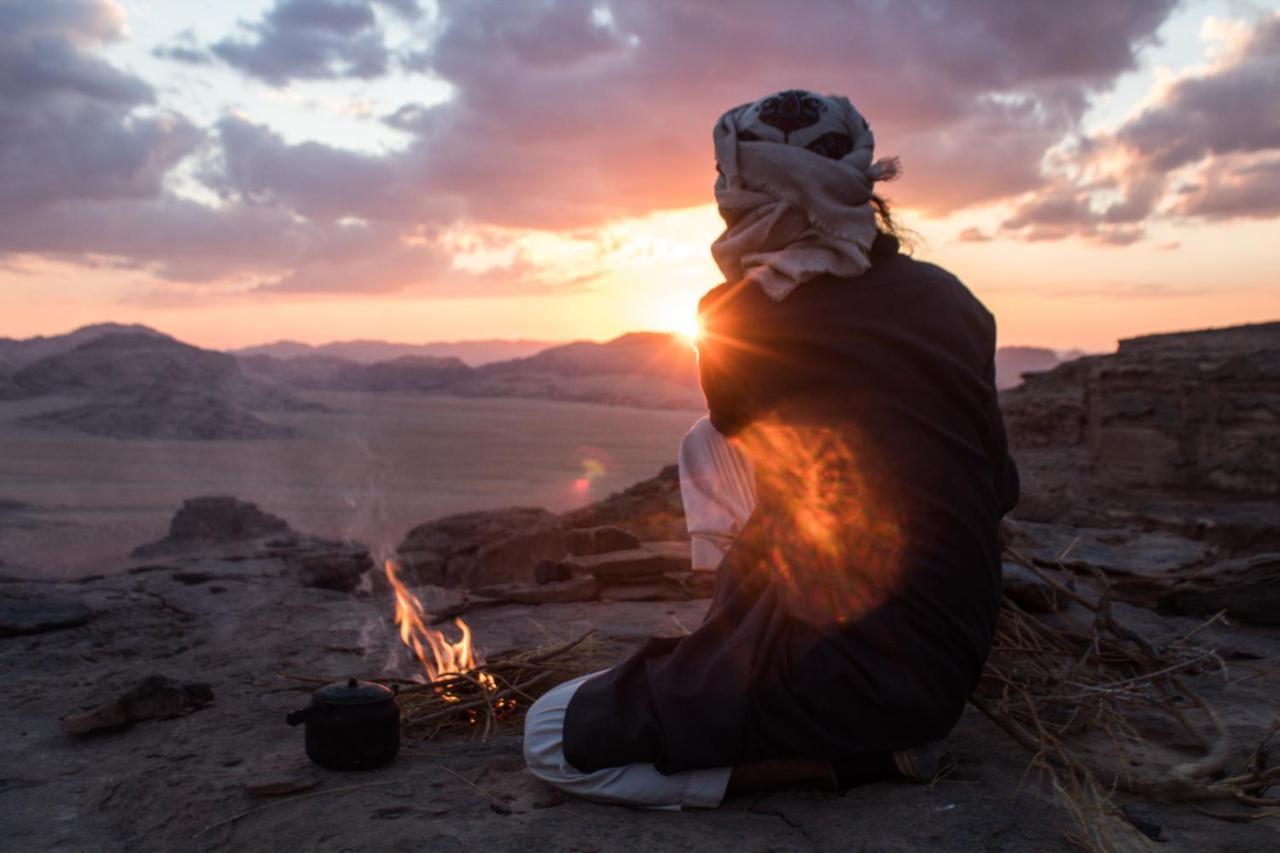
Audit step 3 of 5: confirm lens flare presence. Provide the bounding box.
[573,455,607,492]
[737,418,906,628]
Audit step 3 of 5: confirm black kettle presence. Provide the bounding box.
[287,678,400,770]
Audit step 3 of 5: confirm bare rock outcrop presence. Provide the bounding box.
[395,508,564,588]
[1157,553,1280,625]
[133,496,373,592]
[9,331,317,440]
[134,496,293,556]
[393,469,688,590]
[564,525,641,556]
[559,464,686,541]
[1004,322,1279,498]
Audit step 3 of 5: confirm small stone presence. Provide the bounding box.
[564,526,642,556]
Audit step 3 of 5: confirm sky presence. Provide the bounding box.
[1,0,1278,352]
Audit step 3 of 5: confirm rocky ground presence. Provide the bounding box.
[1,491,1276,851]
[2,321,1278,851]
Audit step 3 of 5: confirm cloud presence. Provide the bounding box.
[211,0,394,85]
[1171,154,1280,220]
[956,227,992,243]
[202,0,1179,234]
[0,0,201,216]
[152,31,213,65]
[1002,12,1280,242]
[31,0,1280,301]
[255,244,597,298]
[207,115,441,223]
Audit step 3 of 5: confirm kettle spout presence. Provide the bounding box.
[286,707,312,727]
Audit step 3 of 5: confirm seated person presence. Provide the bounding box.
[523,89,1020,808]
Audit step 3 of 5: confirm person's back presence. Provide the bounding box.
[690,246,1019,763]
[524,88,1020,808]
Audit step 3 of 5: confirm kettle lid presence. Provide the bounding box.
[315,678,396,705]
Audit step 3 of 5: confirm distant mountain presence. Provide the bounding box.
[0,323,1093,435]
[457,332,703,409]
[233,338,556,366]
[239,352,471,392]
[994,346,1062,390]
[0,323,166,369]
[234,332,705,409]
[0,327,313,440]
[5,333,309,411]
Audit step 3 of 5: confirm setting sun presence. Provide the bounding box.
[644,296,703,344]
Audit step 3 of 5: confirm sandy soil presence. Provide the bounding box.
[0,394,700,578]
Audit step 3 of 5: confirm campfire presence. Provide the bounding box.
[376,558,603,738]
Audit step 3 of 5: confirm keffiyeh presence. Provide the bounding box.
[711,89,900,301]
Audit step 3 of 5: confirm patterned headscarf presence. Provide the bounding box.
[711,89,900,301]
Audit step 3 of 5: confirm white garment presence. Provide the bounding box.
[521,417,755,808]
[710,89,900,301]
[523,671,731,810]
[678,416,758,570]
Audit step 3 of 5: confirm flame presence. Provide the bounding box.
[383,557,483,682]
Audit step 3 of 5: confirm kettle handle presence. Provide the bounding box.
[286,707,312,727]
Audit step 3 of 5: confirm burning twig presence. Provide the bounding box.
[390,633,606,740]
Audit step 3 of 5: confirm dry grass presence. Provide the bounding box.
[975,547,1280,850]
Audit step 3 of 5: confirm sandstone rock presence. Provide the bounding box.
[0,590,94,636]
[1016,522,1208,608]
[599,575,689,602]
[1017,523,1207,578]
[562,545,691,580]
[1093,323,1279,497]
[564,525,641,556]
[470,577,600,604]
[395,508,562,587]
[281,544,373,593]
[465,525,566,588]
[1001,357,1096,450]
[1003,322,1280,499]
[560,465,686,541]
[133,496,292,556]
[641,539,692,568]
[533,559,571,584]
[1157,553,1280,625]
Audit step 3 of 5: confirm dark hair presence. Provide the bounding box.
[871,193,917,254]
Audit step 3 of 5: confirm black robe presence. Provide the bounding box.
[564,238,1019,774]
